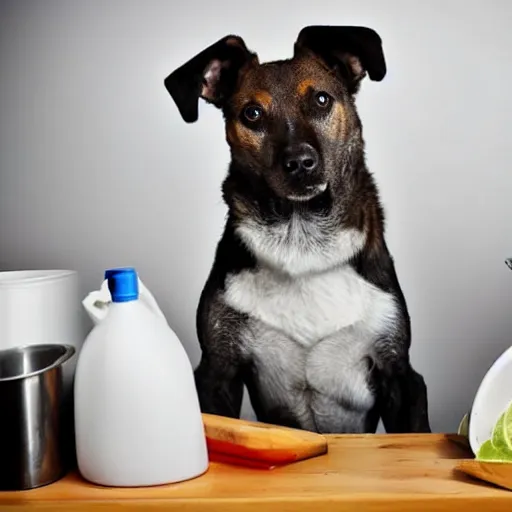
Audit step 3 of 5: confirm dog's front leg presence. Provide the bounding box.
[378,361,431,434]
[194,353,244,419]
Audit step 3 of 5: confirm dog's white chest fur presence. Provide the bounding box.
[224,263,398,431]
[236,215,366,276]
[225,265,396,346]
[226,214,397,346]
[223,214,399,432]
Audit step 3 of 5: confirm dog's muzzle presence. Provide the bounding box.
[279,143,327,201]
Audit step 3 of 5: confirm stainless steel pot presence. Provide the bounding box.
[0,344,75,490]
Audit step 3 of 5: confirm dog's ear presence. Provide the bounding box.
[294,26,386,94]
[164,36,258,123]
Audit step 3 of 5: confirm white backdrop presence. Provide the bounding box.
[1,0,511,432]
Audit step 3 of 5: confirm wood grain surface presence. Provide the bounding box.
[1,434,511,511]
[455,459,512,491]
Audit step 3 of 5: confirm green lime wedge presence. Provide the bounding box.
[478,400,512,463]
[491,411,507,451]
[477,439,512,463]
[503,400,512,452]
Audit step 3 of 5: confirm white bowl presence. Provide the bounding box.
[469,345,512,454]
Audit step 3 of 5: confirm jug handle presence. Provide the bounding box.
[82,287,109,326]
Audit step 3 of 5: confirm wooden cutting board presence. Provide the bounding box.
[455,460,512,491]
[201,413,328,469]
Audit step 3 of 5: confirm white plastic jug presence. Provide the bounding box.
[75,268,208,487]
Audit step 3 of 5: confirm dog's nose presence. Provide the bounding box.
[282,143,319,174]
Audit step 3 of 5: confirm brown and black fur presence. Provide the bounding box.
[164,26,431,434]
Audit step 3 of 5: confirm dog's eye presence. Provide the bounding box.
[243,105,263,122]
[314,92,331,108]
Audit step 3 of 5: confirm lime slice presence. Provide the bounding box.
[478,400,512,463]
[477,439,512,463]
[491,411,507,451]
[503,400,512,452]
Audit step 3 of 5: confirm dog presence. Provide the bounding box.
[164,25,431,434]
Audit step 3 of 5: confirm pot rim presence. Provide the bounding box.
[0,343,76,382]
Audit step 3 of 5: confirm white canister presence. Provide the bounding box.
[0,269,84,394]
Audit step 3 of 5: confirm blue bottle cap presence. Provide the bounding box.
[104,267,139,303]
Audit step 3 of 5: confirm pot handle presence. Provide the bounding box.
[54,345,76,367]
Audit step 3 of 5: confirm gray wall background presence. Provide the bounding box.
[1,0,511,433]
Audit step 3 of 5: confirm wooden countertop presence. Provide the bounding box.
[1,434,511,511]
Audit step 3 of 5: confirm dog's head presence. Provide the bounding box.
[164,26,386,203]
